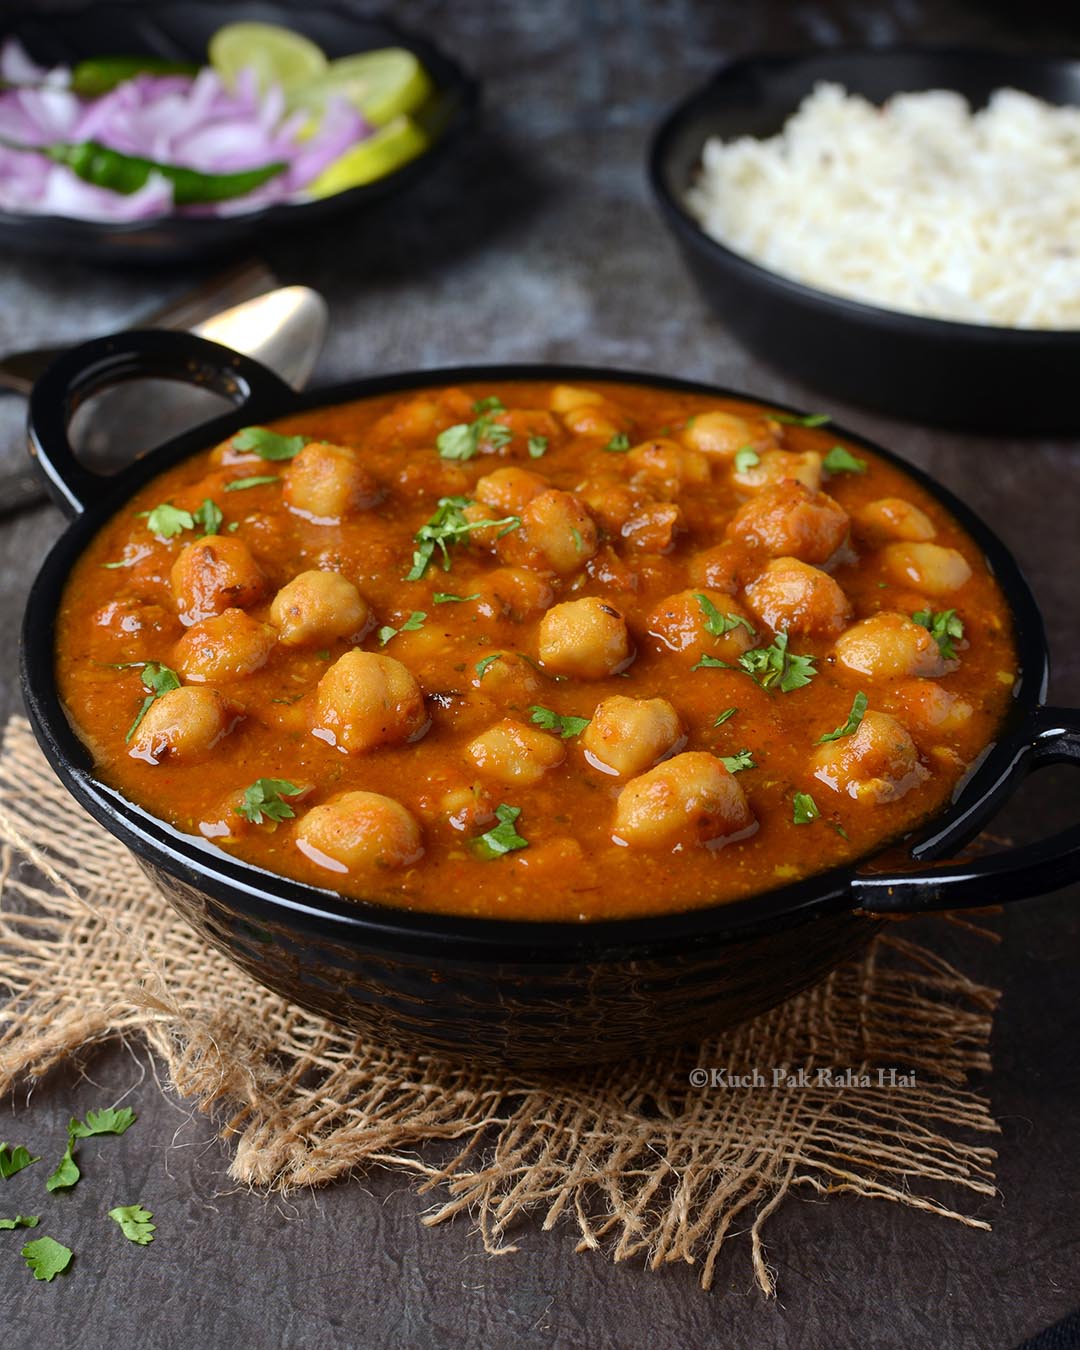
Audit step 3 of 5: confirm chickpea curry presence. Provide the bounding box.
[55,380,1017,922]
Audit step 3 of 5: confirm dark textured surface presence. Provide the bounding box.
[2,2,1079,1346]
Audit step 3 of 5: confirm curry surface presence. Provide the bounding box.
[55,381,1017,921]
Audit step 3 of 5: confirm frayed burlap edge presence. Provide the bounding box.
[0,716,1000,1294]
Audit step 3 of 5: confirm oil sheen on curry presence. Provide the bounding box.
[56,381,1017,921]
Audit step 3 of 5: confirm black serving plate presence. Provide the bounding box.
[0,1,479,265]
[19,330,1080,1065]
[649,48,1080,435]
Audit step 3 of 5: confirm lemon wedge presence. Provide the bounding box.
[306,115,429,197]
[209,22,327,92]
[289,48,433,126]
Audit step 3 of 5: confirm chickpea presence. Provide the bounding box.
[853,497,936,545]
[173,608,276,682]
[474,567,554,622]
[435,781,495,832]
[613,751,755,849]
[581,695,683,777]
[282,441,381,521]
[170,535,267,625]
[470,650,542,702]
[270,570,370,647]
[128,686,240,765]
[620,502,684,553]
[561,404,624,439]
[372,396,440,444]
[578,480,642,533]
[626,438,711,491]
[474,466,547,515]
[728,481,848,563]
[687,543,742,594]
[812,710,927,804]
[466,719,565,785]
[586,545,639,594]
[512,489,598,574]
[835,612,945,679]
[646,589,756,662]
[549,384,605,413]
[882,542,972,595]
[538,597,632,679]
[681,411,772,458]
[733,448,822,493]
[744,558,852,639]
[892,680,974,734]
[312,650,427,754]
[295,791,422,874]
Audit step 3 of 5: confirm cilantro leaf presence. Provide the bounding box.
[432,592,480,604]
[772,411,831,427]
[817,691,869,743]
[528,705,591,738]
[473,396,504,413]
[691,654,732,671]
[0,1215,38,1229]
[603,432,631,453]
[713,707,738,727]
[232,427,307,461]
[124,662,181,743]
[108,1204,155,1246]
[69,1107,136,1139]
[719,749,756,773]
[475,653,502,680]
[822,446,867,475]
[237,779,303,826]
[45,1143,79,1194]
[437,414,513,461]
[21,1235,73,1282]
[738,632,816,693]
[405,497,520,581]
[733,446,760,473]
[473,804,529,859]
[913,608,964,662]
[224,475,280,492]
[528,436,548,459]
[192,498,223,537]
[0,1144,39,1179]
[377,611,426,646]
[793,792,821,825]
[144,502,194,539]
[695,594,756,640]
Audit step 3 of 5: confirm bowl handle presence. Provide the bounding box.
[853,706,1080,914]
[26,328,295,518]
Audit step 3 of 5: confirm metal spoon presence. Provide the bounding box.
[0,279,328,516]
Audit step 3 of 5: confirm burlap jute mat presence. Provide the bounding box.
[0,716,1000,1293]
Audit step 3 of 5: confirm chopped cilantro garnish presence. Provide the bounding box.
[0,1215,38,1230]
[473,396,505,413]
[719,749,756,773]
[437,413,513,461]
[691,654,732,671]
[45,1144,79,1194]
[733,446,760,473]
[377,610,426,646]
[144,502,193,539]
[475,653,502,680]
[817,691,869,743]
[603,432,631,453]
[473,804,529,858]
[529,705,591,738]
[45,1107,136,1196]
[108,1204,156,1246]
[773,411,831,427]
[570,527,584,553]
[528,435,548,459]
[21,1235,72,1282]
[739,632,816,693]
[0,1143,39,1179]
[695,594,756,640]
[224,475,279,492]
[913,608,964,662]
[124,663,181,743]
[406,497,520,580]
[232,427,307,461]
[793,792,821,825]
[713,707,738,727]
[433,592,480,604]
[822,446,867,475]
[192,498,222,536]
[237,779,303,825]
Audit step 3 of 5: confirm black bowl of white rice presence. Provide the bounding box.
[649,48,1080,434]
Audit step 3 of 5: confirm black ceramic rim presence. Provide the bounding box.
[0,0,480,242]
[648,46,1080,343]
[20,345,1058,961]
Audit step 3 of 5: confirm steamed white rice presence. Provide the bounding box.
[685,83,1080,329]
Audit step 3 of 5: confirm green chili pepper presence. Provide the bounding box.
[42,141,286,204]
[70,56,199,97]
